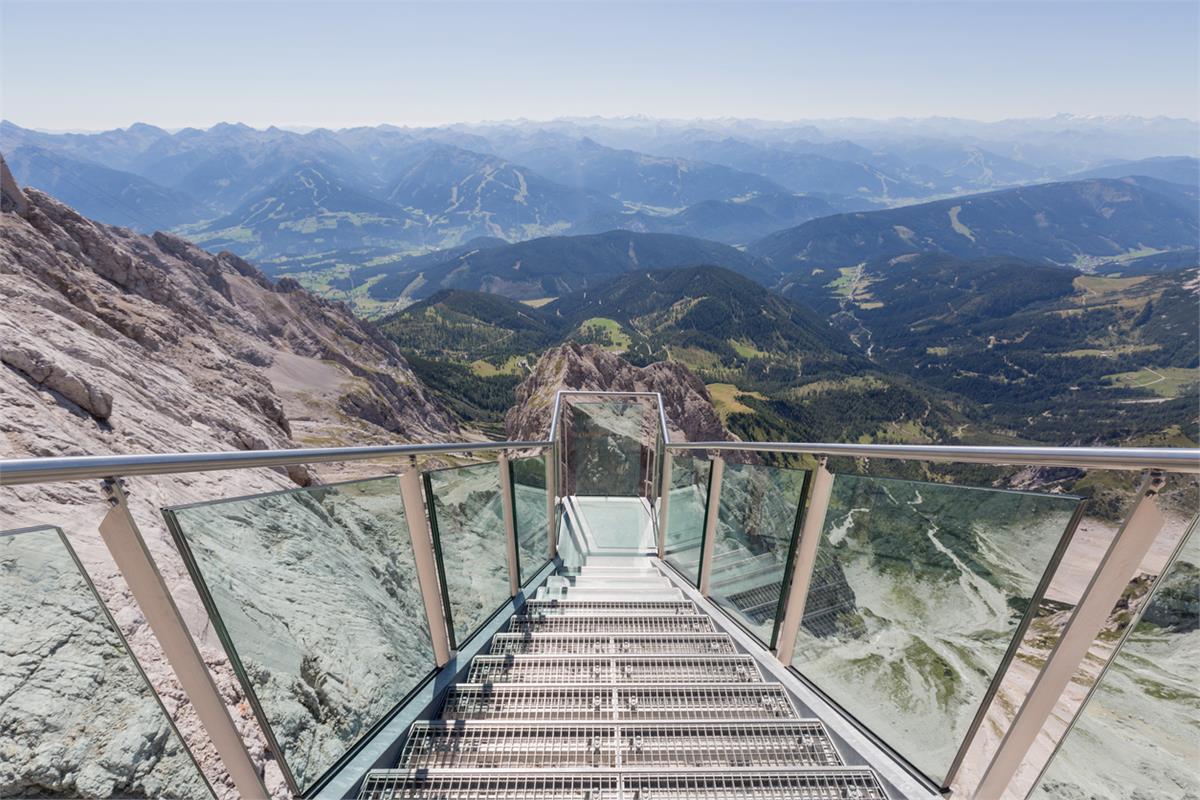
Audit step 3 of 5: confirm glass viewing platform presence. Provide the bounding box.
[1,391,1197,799]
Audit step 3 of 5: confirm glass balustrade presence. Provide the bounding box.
[163,475,435,793]
[511,455,551,585]
[0,526,213,799]
[1032,521,1199,800]
[663,455,711,585]
[566,399,650,497]
[787,473,1084,784]
[425,462,511,646]
[709,460,811,645]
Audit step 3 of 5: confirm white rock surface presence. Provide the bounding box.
[0,181,459,797]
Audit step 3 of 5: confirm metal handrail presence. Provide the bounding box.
[667,441,1200,473]
[2,424,1196,489]
[0,440,550,486]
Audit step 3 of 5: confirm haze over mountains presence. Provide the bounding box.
[3,116,1196,287]
[2,114,1197,454]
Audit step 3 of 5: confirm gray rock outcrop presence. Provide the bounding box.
[0,181,462,797]
[505,342,734,443]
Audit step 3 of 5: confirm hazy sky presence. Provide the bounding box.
[2,1,1197,131]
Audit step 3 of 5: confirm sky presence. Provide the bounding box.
[2,0,1197,131]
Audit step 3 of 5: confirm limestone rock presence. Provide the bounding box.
[0,184,463,797]
[505,342,734,444]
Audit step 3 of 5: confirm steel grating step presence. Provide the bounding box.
[440,684,798,721]
[487,633,738,656]
[359,768,887,799]
[398,720,844,770]
[466,655,763,684]
[507,615,715,635]
[522,599,697,616]
[560,587,679,598]
[625,769,888,799]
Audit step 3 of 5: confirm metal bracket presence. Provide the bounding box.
[498,452,521,595]
[96,477,269,798]
[772,457,834,661]
[657,454,673,558]
[973,469,1168,799]
[398,462,453,667]
[697,456,725,595]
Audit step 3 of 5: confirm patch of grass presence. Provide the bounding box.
[521,297,557,308]
[1056,344,1161,358]
[469,356,524,377]
[926,346,949,356]
[1103,366,1199,397]
[728,339,768,359]
[574,317,631,351]
[706,383,767,420]
[671,346,722,371]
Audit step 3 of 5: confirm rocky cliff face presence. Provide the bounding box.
[505,342,735,443]
[0,175,460,796]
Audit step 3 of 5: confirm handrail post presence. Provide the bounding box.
[772,457,834,661]
[973,470,1168,799]
[498,452,520,595]
[698,456,724,595]
[545,448,558,559]
[657,453,673,558]
[398,459,453,667]
[96,478,269,799]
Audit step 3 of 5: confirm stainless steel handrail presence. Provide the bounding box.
[667,441,1200,473]
[0,440,550,486]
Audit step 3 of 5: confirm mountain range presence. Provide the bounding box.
[754,176,1199,276]
[5,118,1196,289]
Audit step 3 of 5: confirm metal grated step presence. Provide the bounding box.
[358,770,620,799]
[466,655,762,684]
[441,684,798,721]
[487,633,738,656]
[522,599,697,616]
[398,720,844,770]
[507,615,715,635]
[624,769,889,799]
[359,769,887,799]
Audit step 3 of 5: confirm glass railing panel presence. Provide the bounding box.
[511,455,550,585]
[788,473,1083,783]
[163,476,434,793]
[1,526,214,799]
[710,460,810,644]
[426,462,510,645]
[566,399,649,496]
[1032,520,1198,799]
[663,455,711,585]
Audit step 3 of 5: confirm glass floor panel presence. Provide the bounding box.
[574,497,654,552]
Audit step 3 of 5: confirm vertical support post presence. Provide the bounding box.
[657,452,673,558]
[399,460,453,667]
[698,455,725,595]
[499,452,520,595]
[546,446,558,559]
[772,458,834,661]
[97,479,269,800]
[973,470,1167,800]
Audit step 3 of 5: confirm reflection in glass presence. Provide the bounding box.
[567,400,647,496]
[789,474,1082,782]
[512,455,550,585]
[164,477,434,792]
[427,462,511,645]
[663,455,711,585]
[575,496,653,551]
[710,461,809,644]
[1033,525,1199,799]
[0,526,213,799]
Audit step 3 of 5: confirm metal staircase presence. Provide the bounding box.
[358,556,890,799]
